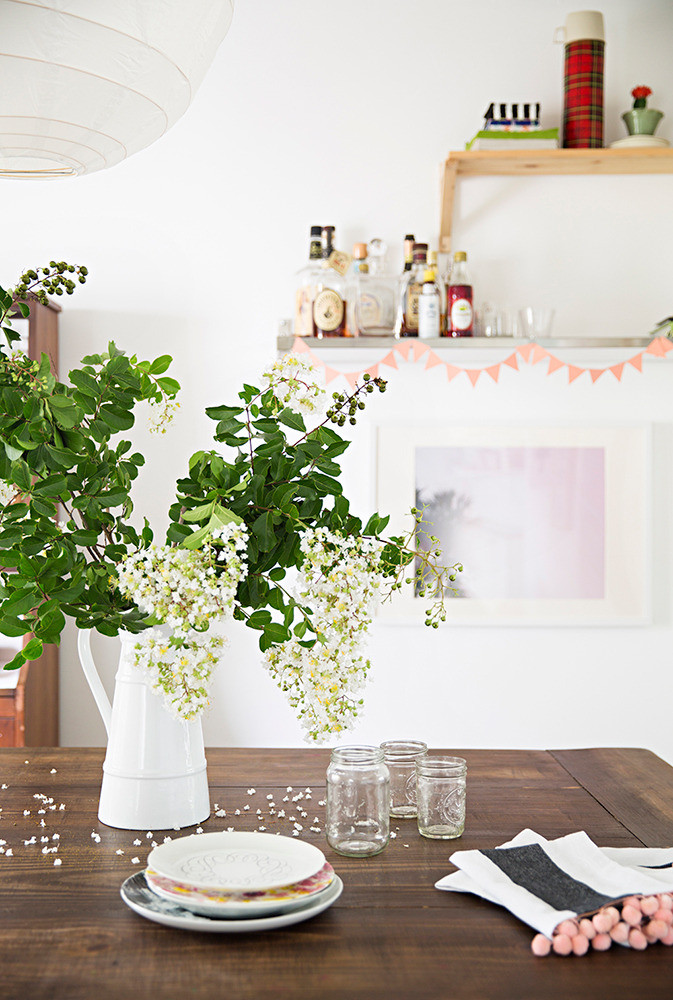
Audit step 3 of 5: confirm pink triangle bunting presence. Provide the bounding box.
[485,364,501,382]
[425,350,444,370]
[517,344,534,363]
[628,353,643,372]
[446,365,461,381]
[380,350,398,369]
[344,371,360,391]
[645,336,673,357]
[466,369,481,386]
[503,353,519,370]
[292,337,310,354]
[411,342,430,361]
[589,369,604,383]
[567,365,584,383]
[395,342,412,360]
[323,366,341,384]
[531,344,549,365]
[546,355,566,375]
[364,364,380,379]
[609,363,625,381]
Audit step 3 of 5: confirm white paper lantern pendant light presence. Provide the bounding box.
[0,0,234,178]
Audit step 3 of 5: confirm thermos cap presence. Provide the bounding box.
[559,10,605,43]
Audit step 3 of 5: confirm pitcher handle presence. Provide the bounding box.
[77,629,112,736]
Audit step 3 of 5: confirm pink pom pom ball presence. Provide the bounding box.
[660,928,673,946]
[592,912,613,934]
[531,934,551,957]
[641,896,659,917]
[622,904,642,927]
[592,933,612,952]
[655,908,673,925]
[579,918,596,939]
[658,893,673,910]
[572,933,590,956]
[610,921,630,944]
[552,934,572,956]
[556,919,579,938]
[628,928,648,951]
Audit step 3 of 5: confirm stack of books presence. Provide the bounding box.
[466,103,559,150]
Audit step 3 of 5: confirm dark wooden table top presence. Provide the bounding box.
[1,746,672,1000]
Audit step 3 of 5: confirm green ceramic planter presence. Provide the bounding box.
[622,108,664,136]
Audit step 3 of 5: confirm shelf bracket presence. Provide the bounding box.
[439,158,458,255]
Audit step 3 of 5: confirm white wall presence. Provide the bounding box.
[1,0,672,760]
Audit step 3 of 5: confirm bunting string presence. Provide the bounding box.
[289,336,673,386]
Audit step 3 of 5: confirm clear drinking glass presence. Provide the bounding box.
[380,740,428,817]
[416,755,467,840]
[326,746,390,857]
[518,307,555,339]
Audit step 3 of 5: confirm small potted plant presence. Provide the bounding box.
[622,86,664,136]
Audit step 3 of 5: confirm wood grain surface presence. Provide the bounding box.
[0,746,672,1000]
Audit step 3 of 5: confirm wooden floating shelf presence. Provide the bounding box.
[278,335,661,353]
[440,147,673,252]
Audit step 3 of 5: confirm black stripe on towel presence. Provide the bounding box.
[481,843,614,914]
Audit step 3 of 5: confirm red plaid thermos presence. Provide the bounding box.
[555,10,605,148]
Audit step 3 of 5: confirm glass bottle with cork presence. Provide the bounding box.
[395,241,428,338]
[348,238,396,337]
[447,250,473,337]
[313,225,349,338]
[293,225,323,337]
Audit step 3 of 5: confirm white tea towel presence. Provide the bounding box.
[436,829,673,940]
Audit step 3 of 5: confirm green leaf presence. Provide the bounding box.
[47,395,79,429]
[157,377,180,395]
[247,609,272,630]
[4,443,23,462]
[149,355,173,375]
[278,408,306,432]
[12,459,31,492]
[182,502,214,523]
[22,636,43,660]
[251,511,276,552]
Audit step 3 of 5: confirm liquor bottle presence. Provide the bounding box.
[402,234,415,272]
[395,242,427,337]
[418,269,440,339]
[294,225,323,336]
[447,251,473,337]
[348,238,397,336]
[427,250,446,335]
[351,242,368,275]
[313,226,349,338]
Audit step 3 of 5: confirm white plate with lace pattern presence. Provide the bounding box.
[147,831,326,892]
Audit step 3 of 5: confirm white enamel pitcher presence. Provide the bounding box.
[78,629,210,831]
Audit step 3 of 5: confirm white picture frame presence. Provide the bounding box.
[376,423,651,626]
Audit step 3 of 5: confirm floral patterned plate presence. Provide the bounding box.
[145,861,335,917]
[147,831,326,892]
[121,871,343,933]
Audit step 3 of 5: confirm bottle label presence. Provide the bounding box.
[313,289,345,332]
[294,286,315,337]
[419,295,440,339]
[358,291,383,328]
[405,282,422,331]
[328,250,353,276]
[450,298,473,331]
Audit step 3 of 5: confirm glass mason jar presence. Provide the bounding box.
[416,755,467,839]
[326,746,390,857]
[380,740,428,818]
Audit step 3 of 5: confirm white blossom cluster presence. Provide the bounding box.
[264,527,385,742]
[148,395,180,434]
[261,354,326,418]
[131,628,225,720]
[0,480,17,507]
[115,523,248,719]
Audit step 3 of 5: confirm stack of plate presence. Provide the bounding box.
[120,831,342,933]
